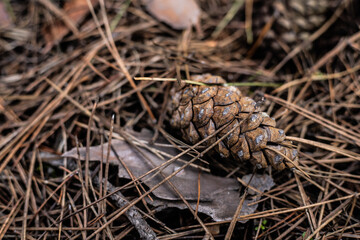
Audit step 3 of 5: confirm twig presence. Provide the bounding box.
[94,176,158,240]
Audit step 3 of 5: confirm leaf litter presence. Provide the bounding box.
[63,129,275,221]
[1,0,360,238]
[41,0,99,53]
[142,0,201,30]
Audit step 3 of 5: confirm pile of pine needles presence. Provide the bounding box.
[0,0,359,239]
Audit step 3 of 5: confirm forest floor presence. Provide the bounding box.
[0,0,360,239]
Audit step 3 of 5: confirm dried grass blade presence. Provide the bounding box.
[265,94,360,145]
[286,136,360,161]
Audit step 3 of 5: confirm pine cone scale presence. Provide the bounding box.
[192,99,214,128]
[245,128,268,152]
[193,86,218,104]
[213,86,241,106]
[219,120,240,147]
[197,119,216,145]
[230,135,251,161]
[213,104,239,128]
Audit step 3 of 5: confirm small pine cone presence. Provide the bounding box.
[274,0,330,46]
[253,0,337,50]
[168,74,298,171]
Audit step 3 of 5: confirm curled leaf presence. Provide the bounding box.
[62,130,274,221]
[142,0,201,30]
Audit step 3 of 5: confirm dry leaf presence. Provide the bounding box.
[42,0,98,53]
[149,173,274,221]
[143,0,201,30]
[62,130,274,221]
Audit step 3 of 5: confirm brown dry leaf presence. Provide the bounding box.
[0,2,12,28]
[42,0,98,53]
[149,173,274,221]
[142,0,201,30]
[62,129,274,221]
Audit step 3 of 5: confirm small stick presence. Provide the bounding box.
[94,177,158,240]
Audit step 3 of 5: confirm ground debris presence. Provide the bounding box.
[41,0,98,52]
[1,0,360,238]
[63,129,275,221]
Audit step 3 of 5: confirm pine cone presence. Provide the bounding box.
[169,74,298,171]
[252,0,337,51]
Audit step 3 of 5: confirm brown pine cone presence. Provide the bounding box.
[274,0,330,46]
[168,74,298,171]
[252,0,338,51]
